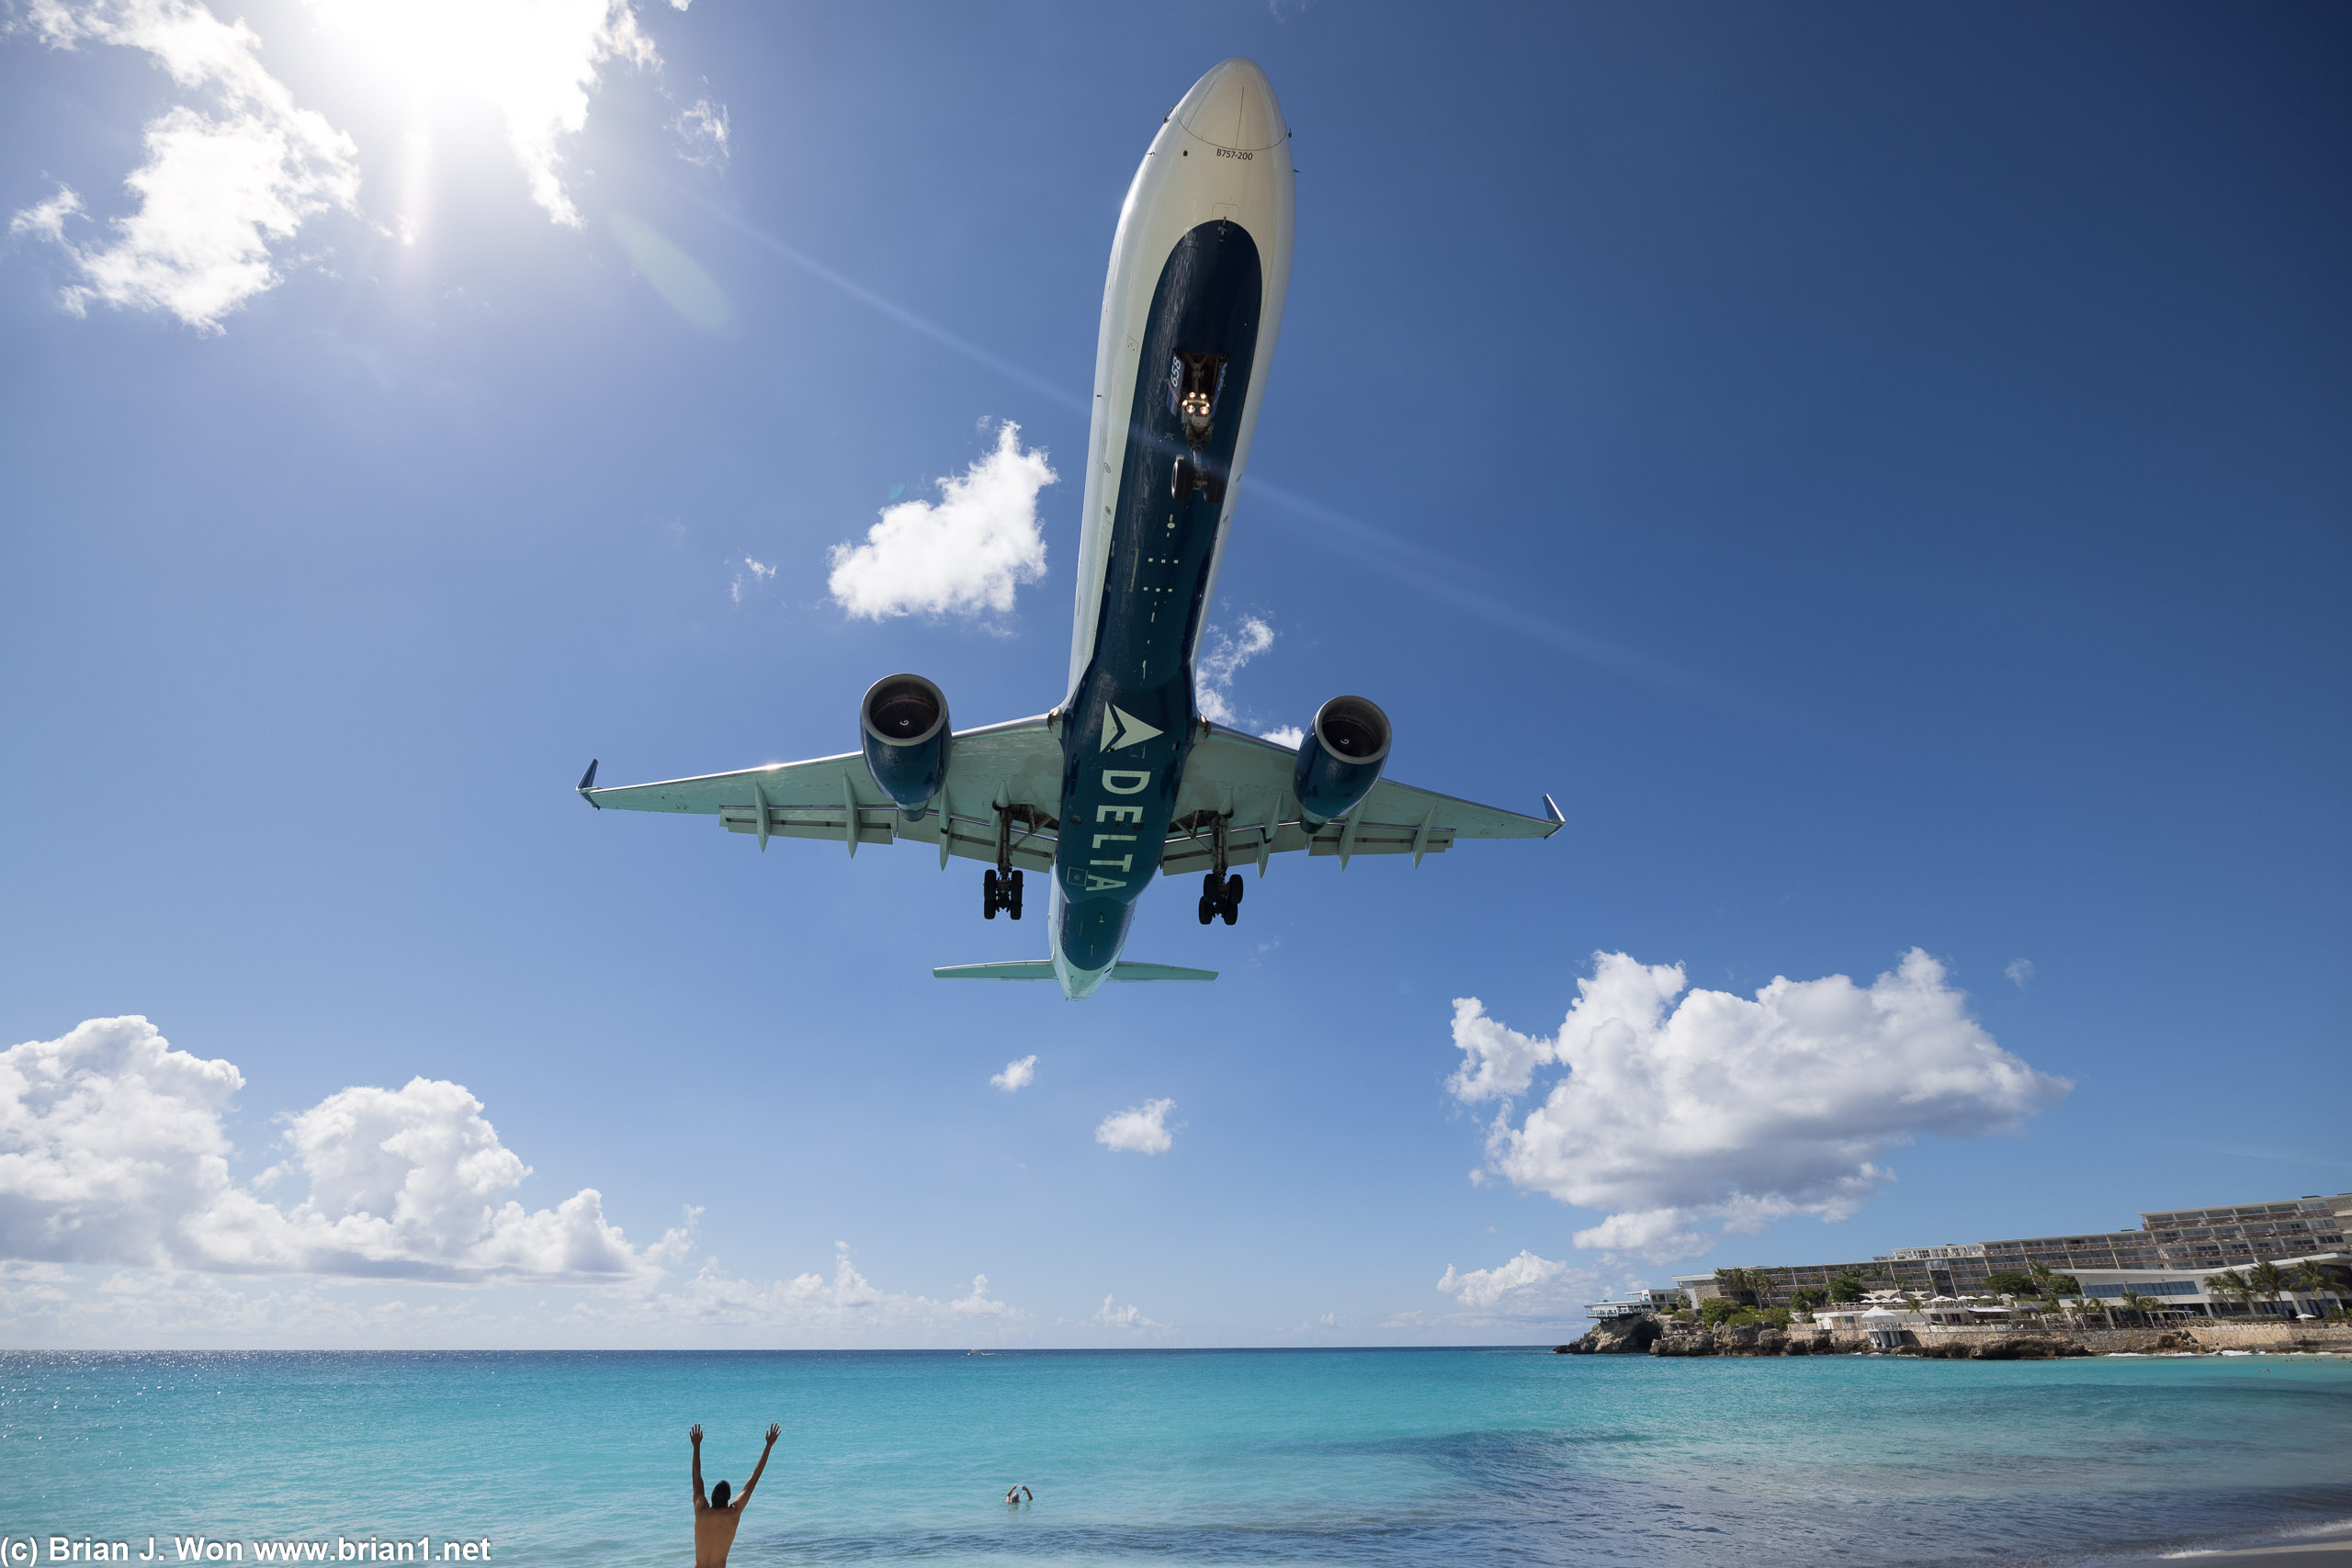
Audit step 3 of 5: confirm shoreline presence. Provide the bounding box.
[1558,1316,2352,1359]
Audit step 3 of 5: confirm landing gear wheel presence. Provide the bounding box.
[1172,457,1193,500]
[982,867,1023,920]
[1200,869,1243,926]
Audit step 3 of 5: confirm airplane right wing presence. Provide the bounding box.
[1159,725,1562,875]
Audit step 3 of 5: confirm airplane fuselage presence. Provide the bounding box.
[1050,62,1296,998]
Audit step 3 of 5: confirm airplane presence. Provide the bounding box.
[576,58,1562,999]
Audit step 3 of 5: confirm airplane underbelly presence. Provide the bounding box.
[1053,59,1295,982]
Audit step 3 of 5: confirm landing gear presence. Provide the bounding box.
[1196,814,1241,925]
[983,867,1023,920]
[982,807,1023,919]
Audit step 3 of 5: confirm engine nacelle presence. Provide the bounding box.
[1292,694,1392,829]
[861,672,952,815]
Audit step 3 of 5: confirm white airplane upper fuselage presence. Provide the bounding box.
[1048,60,1296,998]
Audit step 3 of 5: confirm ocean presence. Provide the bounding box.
[2,1348,2347,1567]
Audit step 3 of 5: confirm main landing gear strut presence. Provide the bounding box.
[1197,815,1242,926]
[983,807,1023,920]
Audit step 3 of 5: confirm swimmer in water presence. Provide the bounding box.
[1005,1484,1033,1506]
[691,1422,778,1568]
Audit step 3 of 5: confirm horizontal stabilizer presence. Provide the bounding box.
[1109,962,1216,983]
[933,961,1057,981]
[931,960,1217,983]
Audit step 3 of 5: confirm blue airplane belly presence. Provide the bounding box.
[1054,220,1265,972]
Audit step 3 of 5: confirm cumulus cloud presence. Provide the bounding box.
[1435,1249,1570,1311]
[1194,615,1303,745]
[13,0,361,332]
[302,0,657,228]
[1450,950,2070,1262]
[827,423,1055,619]
[1094,1098,1175,1155]
[0,1017,684,1282]
[2006,958,2034,987]
[0,1018,1037,1347]
[989,1055,1036,1093]
[1094,1293,1169,1333]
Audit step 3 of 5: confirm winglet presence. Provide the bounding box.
[578,759,601,808]
[1540,793,1564,836]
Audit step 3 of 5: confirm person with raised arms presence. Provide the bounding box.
[690,1421,778,1567]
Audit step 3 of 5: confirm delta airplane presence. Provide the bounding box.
[578,59,1561,998]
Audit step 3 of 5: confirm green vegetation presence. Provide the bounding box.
[2247,1261,2288,1306]
[1828,1273,1868,1303]
[1790,1287,1828,1312]
[2205,1270,2250,1314]
[1699,1298,1793,1330]
[1983,1269,2039,1296]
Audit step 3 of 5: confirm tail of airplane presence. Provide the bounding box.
[933,961,1216,982]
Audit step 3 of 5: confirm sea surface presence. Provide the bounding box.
[2,1348,2348,1567]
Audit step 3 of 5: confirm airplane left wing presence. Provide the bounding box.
[579,716,1065,869]
[1160,725,1562,875]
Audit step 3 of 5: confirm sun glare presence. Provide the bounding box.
[304,0,655,227]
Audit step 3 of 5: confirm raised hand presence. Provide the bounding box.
[690,1424,703,1443]
[765,1423,780,1445]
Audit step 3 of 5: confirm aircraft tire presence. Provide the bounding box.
[1197,896,1214,926]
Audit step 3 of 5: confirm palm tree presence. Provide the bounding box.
[2204,1269,2250,1318]
[2289,1261,2339,1314]
[2117,1288,2157,1325]
[2247,1261,2289,1314]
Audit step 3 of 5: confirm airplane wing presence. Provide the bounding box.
[578,716,1065,870]
[1159,725,1562,876]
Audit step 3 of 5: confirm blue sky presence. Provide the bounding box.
[1,0,2346,1348]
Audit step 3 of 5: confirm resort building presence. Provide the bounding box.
[1584,1286,1690,1320]
[1668,1190,2349,1316]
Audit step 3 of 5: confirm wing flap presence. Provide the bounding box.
[1160,726,1559,871]
[582,715,1066,868]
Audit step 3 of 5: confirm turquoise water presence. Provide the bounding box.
[2,1350,2348,1567]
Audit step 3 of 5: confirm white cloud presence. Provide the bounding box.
[0,1017,684,1282]
[827,423,1055,619]
[728,555,773,604]
[1451,950,2070,1262]
[0,1018,1037,1348]
[1194,615,1272,727]
[1193,615,1303,745]
[1093,1292,1169,1333]
[2006,958,2034,987]
[989,1055,1036,1093]
[14,0,361,332]
[302,0,657,228]
[1094,1097,1175,1155]
[674,96,728,165]
[1435,1249,1566,1310]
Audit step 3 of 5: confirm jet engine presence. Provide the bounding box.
[861,672,952,815]
[1291,694,1392,829]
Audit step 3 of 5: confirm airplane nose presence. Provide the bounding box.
[1172,58,1288,152]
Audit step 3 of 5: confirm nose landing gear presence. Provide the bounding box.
[1167,350,1230,504]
